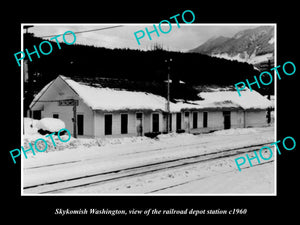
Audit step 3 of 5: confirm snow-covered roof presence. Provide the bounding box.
[196,88,273,110]
[62,76,169,111]
[30,75,273,112]
[172,100,242,111]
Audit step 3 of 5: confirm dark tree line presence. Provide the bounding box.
[24,34,264,116]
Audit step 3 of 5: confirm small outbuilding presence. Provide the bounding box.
[29,75,273,138]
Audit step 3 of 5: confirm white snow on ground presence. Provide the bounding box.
[62,155,274,194]
[156,162,274,194]
[211,127,258,135]
[268,37,274,44]
[248,53,273,64]
[211,52,273,65]
[22,123,275,194]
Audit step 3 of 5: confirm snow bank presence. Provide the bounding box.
[210,127,258,136]
[36,118,65,132]
[157,132,197,141]
[24,117,156,154]
[75,136,155,149]
[23,134,78,154]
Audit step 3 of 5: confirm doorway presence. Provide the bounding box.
[104,114,112,135]
[152,113,159,132]
[77,114,84,135]
[223,111,231,129]
[136,113,143,136]
[176,112,181,131]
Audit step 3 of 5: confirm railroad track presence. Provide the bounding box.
[23,142,274,194]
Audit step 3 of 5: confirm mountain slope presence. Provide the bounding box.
[189,26,274,66]
[191,36,231,54]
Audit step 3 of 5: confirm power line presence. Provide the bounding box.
[38,25,124,38]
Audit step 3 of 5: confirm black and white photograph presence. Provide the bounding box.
[21,23,276,195]
[4,3,298,220]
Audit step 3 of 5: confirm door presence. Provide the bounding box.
[136,113,143,136]
[176,112,181,130]
[203,112,208,128]
[77,114,84,135]
[184,112,190,131]
[169,114,172,132]
[104,114,112,135]
[121,114,128,134]
[223,111,231,129]
[152,113,159,132]
[163,113,170,133]
[192,112,198,129]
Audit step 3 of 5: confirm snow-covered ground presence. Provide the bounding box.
[159,162,274,194]
[62,155,274,195]
[22,118,275,195]
[211,52,273,65]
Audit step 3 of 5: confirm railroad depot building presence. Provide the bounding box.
[29,75,273,138]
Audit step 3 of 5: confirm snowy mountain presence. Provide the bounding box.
[189,26,274,66]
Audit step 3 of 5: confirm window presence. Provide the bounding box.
[136,113,143,119]
[32,110,41,120]
[104,114,112,135]
[203,111,208,128]
[53,114,59,119]
[152,113,159,132]
[193,112,198,129]
[121,114,128,134]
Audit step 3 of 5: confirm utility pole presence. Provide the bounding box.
[23,25,34,134]
[23,25,34,117]
[165,58,172,133]
[267,59,272,124]
[72,100,77,138]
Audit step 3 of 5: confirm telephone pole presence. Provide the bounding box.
[73,100,77,138]
[267,59,272,124]
[165,58,172,133]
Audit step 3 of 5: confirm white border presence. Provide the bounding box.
[20,23,277,196]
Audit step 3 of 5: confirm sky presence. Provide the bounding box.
[26,24,261,52]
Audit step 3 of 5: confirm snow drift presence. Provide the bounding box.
[36,118,66,132]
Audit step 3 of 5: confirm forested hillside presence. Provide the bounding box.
[23,33,264,115]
